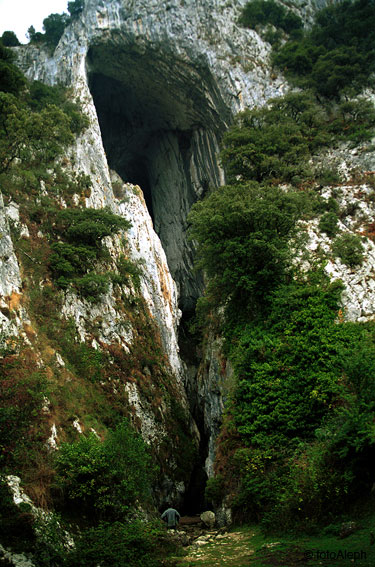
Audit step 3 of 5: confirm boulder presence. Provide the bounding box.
[200,510,216,529]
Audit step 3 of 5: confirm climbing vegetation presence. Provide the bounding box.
[194,0,375,532]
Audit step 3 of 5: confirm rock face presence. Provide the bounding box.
[13,0,284,489]
[0,195,28,345]
[16,0,285,311]
[5,0,375,505]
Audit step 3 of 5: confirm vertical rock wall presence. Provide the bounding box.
[9,0,349,490]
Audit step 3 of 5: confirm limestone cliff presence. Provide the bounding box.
[2,0,375,521]
[6,0,284,504]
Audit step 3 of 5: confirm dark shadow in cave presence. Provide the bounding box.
[87,40,230,313]
[125,156,154,221]
[87,39,231,514]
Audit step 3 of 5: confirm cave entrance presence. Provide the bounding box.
[87,40,231,513]
[87,39,230,312]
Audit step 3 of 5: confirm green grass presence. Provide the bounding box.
[174,513,375,567]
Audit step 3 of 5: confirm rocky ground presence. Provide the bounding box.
[165,517,255,567]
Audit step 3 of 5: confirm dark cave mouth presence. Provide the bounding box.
[87,40,229,512]
[87,40,229,311]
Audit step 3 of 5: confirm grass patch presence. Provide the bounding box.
[175,515,375,567]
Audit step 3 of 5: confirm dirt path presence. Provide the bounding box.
[173,520,256,567]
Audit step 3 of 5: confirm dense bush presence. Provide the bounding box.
[0,31,21,46]
[66,521,164,567]
[189,183,303,319]
[272,0,375,98]
[0,44,26,95]
[319,212,339,237]
[47,207,132,299]
[0,46,87,176]
[239,0,303,35]
[210,273,375,528]
[220,92,375,186]
[332,233,364,267]
[54,207,130,247]
[231,274,346,447]
[190,20,375,526]
[68,0,84,18]
[54,420,154,520]
[74,273,110,302]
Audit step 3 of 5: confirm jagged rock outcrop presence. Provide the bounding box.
[0,195,28,345]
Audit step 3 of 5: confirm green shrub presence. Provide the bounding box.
[272,0,375,98]
[332,233,364,267]
[50,242,97,280]
[220,92,327,184]
[66,521,163,567]
[0,45,26,95]
[68,0,84,18]
[42,13,70,50]
[75,273,109,302]
[54,207,130,247]
[0,31,21,47]
[189,182,302,318]
[239,0,303,35]
[48,208,131,294]
[111,255,142,290]
[27,81,89,134]
[220,91,375,188]
[54,420,154,520]
[220,274,375,528]
[205,475,225,507]
[319,212,339,237]
[231,275,345,447]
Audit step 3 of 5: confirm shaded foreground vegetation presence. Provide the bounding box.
[175,517,375,566]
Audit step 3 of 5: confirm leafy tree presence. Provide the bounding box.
[42,13,70,49]
[68,0,84,18]
[220,92,333,184]
[0,31,21,46]
[189,183,302,319]
[0,92,74,173]
[0,45,26,95]
[27,26,44,44]
[54,421,154,520]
